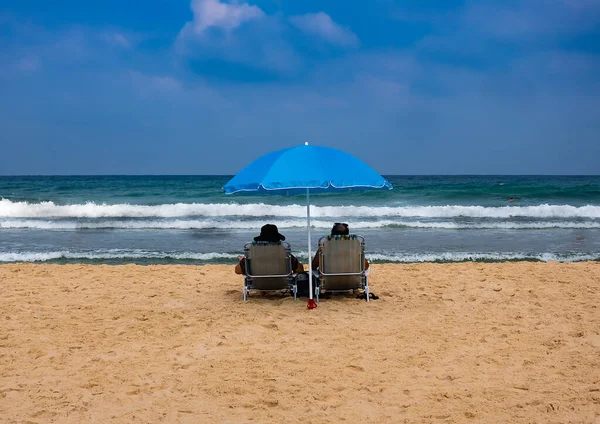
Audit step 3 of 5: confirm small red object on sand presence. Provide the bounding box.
[307,299,317,309]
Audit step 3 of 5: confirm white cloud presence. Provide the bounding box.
[102,31,132,49]
[289,12,359,47]
[176,3,359,73]
[176,1,302,74]
[189,0,265,34]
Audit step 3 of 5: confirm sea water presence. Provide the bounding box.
[1,175,599,264]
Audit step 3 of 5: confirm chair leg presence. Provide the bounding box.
[243,279,248,302]
[292,283,297,300]
[364,278,370,303]
[315,286,320,303]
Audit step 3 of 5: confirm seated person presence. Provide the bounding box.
[235,224,304,274]
[311,222,370,273]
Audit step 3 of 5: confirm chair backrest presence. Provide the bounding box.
[245,242,293,290]
[319,235,365,290]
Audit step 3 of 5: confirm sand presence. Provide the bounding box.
[1,262,599,423]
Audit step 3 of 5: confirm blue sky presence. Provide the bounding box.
[1,0,599,175]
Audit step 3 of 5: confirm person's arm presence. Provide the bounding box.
[291,255,304,273]
[235,255,244,274]
[311,249,320,270]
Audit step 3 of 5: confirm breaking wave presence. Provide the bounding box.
[1,218,600,230]
[2,199,600,219]
[1,250,598,264]
[0,250,239,263]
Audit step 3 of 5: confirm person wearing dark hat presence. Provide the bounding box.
[235,224,304,274]
[311,222,370,272]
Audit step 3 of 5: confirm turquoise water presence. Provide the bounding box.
[1,175,599,264]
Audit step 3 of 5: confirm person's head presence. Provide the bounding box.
[331,222,349,236]
[254,224,285,242]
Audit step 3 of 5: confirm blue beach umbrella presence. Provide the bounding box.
[223,143,392,308]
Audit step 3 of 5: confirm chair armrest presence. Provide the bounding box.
[318,270,365,277]
[246,271,294,278]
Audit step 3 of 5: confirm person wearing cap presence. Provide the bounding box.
[235,224,304,274]
[311,223,370,272]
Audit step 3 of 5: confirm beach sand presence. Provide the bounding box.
[1,263,599,423]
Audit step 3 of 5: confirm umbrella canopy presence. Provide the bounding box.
[223,144,392,194]
[223,143,392,308]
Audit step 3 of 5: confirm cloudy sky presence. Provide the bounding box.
[1,0,599,175]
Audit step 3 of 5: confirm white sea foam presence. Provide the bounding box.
[0,219,333,230]
[1,250,597,263]
[386,221,600,230]
[364,252,600,263]
[2,199,600,219]
[283,251,600,263]
[0,250,238,262]
[1,218,600,230]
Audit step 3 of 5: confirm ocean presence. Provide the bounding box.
[1,175,599,265]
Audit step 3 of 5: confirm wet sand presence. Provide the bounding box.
[1,263,599,423]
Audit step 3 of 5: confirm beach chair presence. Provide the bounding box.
[242,241,298,301]
[315,234,370,302]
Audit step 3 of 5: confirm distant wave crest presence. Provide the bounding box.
[0,250,598,264]
[1,199,600,219]
[2,218,600,230]
[0,250,239,263]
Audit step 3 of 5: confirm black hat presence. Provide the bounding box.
[254,224,285,242]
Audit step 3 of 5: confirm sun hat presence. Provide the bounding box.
[254,224,286,242]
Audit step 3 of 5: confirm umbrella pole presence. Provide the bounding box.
[306,188,317,309]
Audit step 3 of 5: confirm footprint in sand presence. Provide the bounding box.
[262,323,279,330]
[262,399,279,407]
[347,365,365,372]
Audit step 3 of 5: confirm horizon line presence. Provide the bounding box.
[1,174,599,178]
